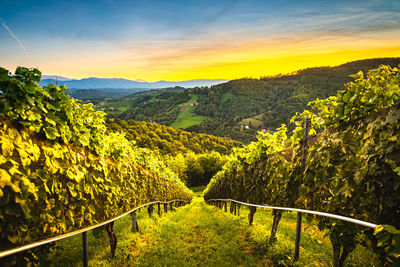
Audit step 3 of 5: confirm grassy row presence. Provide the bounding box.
[42,192,380,266]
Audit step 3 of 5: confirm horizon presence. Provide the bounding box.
[1,0,400,81]
[40,57,400,82]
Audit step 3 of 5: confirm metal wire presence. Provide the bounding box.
[206,198,377,229]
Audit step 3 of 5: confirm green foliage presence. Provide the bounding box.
[106,118,242,156]
[204,64,400,265]
[118,90,191,125]
[0,119,191,245]
[373,225,400,265]
[187,58,400,143]
[0,67,108,154]
[0,67,192,265]
[165,152,226,187]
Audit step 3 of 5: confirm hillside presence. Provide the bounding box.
[106,118,242,155]
[112,57,400,143]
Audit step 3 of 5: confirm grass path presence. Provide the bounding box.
[127,196,265,266]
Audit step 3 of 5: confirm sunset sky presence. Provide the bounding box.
[1,0,400,81]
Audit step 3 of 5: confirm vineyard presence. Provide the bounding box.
[0,65,400,266]
[204,65,400,266]
[0,67,192,265]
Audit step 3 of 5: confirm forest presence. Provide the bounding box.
[108,58,400,143]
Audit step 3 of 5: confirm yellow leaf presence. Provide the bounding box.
[0,169,11,188]
[1,140,14,156]
[8,166,22,176]
[31,145,41,161]
[0,155,7,165]
[20,157,31,167]
[10,183,21,193]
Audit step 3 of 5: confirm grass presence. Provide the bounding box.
[210,203,381,267]
[170,94,209,129]
[42,193,381,266]
[239,114,265,128]
[95,98,137,115]
[190,185,207,196]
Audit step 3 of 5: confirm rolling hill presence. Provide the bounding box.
[108,57,400,143]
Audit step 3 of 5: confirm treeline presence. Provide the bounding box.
[165,152,226,187]
[204,65,400,266]
[106,118,242,155]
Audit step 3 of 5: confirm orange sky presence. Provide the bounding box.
[33,35,399,81]
[1,0,400,81]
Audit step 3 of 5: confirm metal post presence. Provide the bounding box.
[294,212,302,261]
[294,117,310,262]
[82,231,88,267]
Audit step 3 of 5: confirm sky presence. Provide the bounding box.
[1,0,400,81]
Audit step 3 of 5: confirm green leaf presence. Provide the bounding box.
[44,126,59,139]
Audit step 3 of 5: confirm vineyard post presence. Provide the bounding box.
[158,203,161,216]
[131,211,139,232]
[82,231,88,267]
[294,117,311,262]
[105,222,117,257]
[248,206,257,225]
[224,202,227,212]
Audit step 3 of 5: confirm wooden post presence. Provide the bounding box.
[82,231,88,267]
[248,206,257,225]
[294,117,311,262]
[237,204,240,216]
[224,202,227,212]
[131,211,139,232]
[234,203,237,215]
[158,203,161,216]
[147,205,153,217]
[294,212,303,261]
[164,203,168,213]
[105,222,117,258]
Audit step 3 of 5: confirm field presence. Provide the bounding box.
[95,98,137,115]
[239,114,265,128]
[170,94,210,129]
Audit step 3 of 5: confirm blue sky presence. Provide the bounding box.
[1,0,400,80]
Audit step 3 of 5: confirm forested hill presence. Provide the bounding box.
[108,57,400,143]
[187,57,400,142]
[106,118,242,155]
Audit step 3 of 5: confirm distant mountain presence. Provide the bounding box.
[70,89,145,100]
[41,75,75,81]
[40,77,228,90]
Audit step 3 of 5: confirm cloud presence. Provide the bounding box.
[0,17,26,52]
